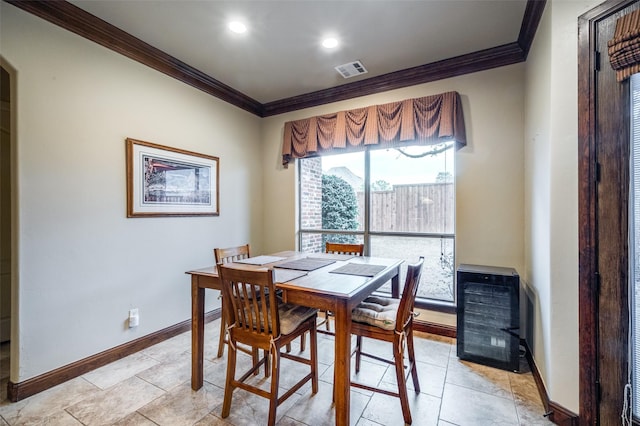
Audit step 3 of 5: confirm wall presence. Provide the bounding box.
[261,64,525,326]
[524,0,602,413]
[0,3,262,382]
[523,0,553,405]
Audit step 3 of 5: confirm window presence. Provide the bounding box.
[298,143,455,306]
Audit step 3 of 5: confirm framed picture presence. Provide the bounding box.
[126,138,219,217]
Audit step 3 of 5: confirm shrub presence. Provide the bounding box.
[322,174,358,245]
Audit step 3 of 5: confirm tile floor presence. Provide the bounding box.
[0,319,554,425]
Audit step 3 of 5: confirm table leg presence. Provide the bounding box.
[333,300,351,426]
[191,276,205,390]
[391,266,401,299]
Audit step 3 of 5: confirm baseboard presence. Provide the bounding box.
[414,320,456,338]
[522,339,579,425]
[7,309,221,402]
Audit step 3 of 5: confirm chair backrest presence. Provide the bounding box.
[396,257,425,333]
[214,244,251,264]
[325,242,364,256]
[217,264,280,339]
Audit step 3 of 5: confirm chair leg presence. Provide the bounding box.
[267,348,281,426]
[217,307,226,358]
[394,335,412,425]
[300,332,306,352]
[325,311,331,331]
[355,335,363,373]
[221,337,238,418]
[406,328,420,393]
[264,349,271,378]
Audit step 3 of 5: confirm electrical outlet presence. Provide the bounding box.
[129,308,139,328]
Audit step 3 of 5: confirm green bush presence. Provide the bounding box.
[322,174,359,245]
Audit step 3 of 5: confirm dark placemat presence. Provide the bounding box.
[329,263,387,277]
[234,255,286,265]
[274,258,336,271]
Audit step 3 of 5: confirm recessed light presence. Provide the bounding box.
[228,21,247,34]
[322,38,339,49]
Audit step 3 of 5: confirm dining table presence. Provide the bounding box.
[186,250,403,426]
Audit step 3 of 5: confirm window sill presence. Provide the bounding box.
[415,299,456,314]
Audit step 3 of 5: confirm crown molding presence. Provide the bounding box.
[262,42,525,116]
[4,0,263,116]
[517,0,547,59]
[4,0,546,118]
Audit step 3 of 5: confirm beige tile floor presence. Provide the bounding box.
[0,319,554,425]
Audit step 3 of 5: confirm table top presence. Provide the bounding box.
[186,250,403,301]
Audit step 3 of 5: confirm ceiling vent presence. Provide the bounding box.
[335,61,368,79]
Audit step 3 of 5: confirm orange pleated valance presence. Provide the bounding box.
[282,91,466,166]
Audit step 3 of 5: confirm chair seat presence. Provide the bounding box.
[279,304,318,335]
[239,302,317,336]
[352,296,399,331]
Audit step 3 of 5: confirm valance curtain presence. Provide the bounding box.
[609,8,640,82]
[281,91,466,167]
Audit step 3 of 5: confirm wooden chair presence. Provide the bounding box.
[216,244,293,357]
[319,242,365,334]
[218,264,319,426]
[214,244,251,358]
[325,242,365,257]
[350,257,424,425]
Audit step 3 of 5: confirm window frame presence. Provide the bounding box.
[297,145,456,312]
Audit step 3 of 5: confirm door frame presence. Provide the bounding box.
[578,0,638,424]
[0,55,17,396]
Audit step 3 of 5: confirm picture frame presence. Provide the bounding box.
[126,138,219,217]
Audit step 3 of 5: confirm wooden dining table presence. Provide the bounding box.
[186,250,403,426]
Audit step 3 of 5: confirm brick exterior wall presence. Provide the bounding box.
[299,157,323,253]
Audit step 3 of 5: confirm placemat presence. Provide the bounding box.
[329,263,387,277]
[307,253,355,261]
[274,258,336,271]
[234,255,287,265]
[274,269,307,283]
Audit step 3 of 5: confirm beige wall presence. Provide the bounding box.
[261,64,525,325]
[1,3,263,381]
[523,0,553,404]
[524,0,602,413]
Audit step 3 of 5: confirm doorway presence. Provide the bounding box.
[578,0,640,424]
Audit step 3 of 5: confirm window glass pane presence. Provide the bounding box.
[322,152,365,232]
[370,235,454,301]
[630,72,640,416]
[298,144,455,305]
[370,145,454,233]
[300,153,364,232]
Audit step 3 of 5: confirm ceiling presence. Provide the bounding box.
[8,0,543,116]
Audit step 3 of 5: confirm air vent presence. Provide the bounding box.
[335,61,368,79]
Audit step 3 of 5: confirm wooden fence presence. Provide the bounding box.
[357,182,454,234]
